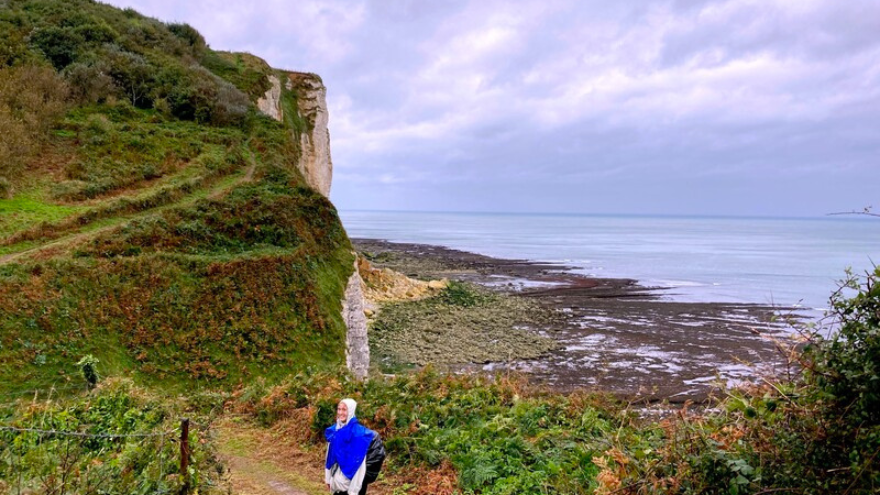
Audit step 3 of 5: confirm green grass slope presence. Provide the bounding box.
[0,0,354,395]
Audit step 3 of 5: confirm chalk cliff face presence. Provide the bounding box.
[256,74,282,121]
[287,72,333,198]
[256,71,333,198]
[257,70,365,376]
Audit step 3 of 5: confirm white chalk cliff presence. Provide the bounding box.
[257,70,366,378]
[256,74,282,121]
[257,71,333,198]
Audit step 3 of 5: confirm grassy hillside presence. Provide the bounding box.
[2,2,878,495]
[0,0,353,394]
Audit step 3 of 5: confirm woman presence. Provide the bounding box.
[325,398,374,495]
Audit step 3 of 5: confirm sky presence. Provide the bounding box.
[103,0,880,217]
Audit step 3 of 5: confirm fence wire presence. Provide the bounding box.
[0,424,182,495]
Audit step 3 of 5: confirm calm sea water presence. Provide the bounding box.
[339,211,880,313]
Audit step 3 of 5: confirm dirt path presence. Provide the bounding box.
[213,416,404,495]
[0,160,259,266]
[214,417,325,495]
[0,224,118,265]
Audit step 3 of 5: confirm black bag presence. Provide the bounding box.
[364,431,386,484]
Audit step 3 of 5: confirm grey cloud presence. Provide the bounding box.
[659,1,880,68]
[104,0,880,217]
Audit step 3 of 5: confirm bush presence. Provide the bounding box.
[0,379,225,495]
[166,64,250,125]
[63,61,119,103]
[0,21,30,66]
[166,22,206,57]
[0,65,69,182]
[29,25,83,69]
[100,43,154,107]
[807,267,880,424]
[441,280,485,307]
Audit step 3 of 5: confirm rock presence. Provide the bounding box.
[256,75,282,121]
[287,72,332,197]
[342,258,369,380]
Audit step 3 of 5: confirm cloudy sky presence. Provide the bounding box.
[104,0,879,217]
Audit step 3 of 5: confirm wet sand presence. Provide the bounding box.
[355,239,801,402]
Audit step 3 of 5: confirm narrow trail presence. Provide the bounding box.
[0,158,258,266]
[0,224,118,265]
[208,152,257,200]
[213,416,402,495]
[214,417,324,495]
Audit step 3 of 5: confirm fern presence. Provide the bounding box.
[459,453,500,489]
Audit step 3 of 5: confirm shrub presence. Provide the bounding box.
[29,25,83,69]
[100,43,154,107]
[63,61,119,103]
[0,65,69,182]
[0,379,225,495]
[0,21,29,66]
[441,280,484,307]
[807,267,880,424]
[77,354,100,389]
[166,64,250,125]
[166,22,206,57]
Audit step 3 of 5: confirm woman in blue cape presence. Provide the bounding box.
[325,398,374,495]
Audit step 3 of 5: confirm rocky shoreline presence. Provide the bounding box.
[354,238,802,403]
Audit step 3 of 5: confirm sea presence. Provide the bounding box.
[339,210,880,316]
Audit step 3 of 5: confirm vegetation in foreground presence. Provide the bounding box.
[232,267,880,495]
[1,0,877,493]
[0,378,226,495]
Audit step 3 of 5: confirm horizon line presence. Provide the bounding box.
[336,208,875,221]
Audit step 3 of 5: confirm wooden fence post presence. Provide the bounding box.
[180,418,190,494]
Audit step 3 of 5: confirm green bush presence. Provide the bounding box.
[237,369,618,494]
[63,60,119,103]
[0,65,69,183]
[166,22,206,57]
[808,267,880,424]
[30,25,83,69]
[0,379,224,495]
[441,280,484,307]
[100,43,154,107]
[166,64,250,125]
[0,21,30,66]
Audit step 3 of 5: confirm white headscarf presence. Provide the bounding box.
[337,398,357,429]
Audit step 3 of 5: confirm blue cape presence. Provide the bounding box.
[325,417,374,479]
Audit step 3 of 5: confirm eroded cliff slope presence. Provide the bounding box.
[0,0,356,390]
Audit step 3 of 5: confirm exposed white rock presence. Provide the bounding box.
[288,73,333,197]
[342,258,369,380]
[256,75,282,121]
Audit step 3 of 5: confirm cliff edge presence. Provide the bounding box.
[0,0,359,389]
[257,71,333,198]
[256,69,366,377]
